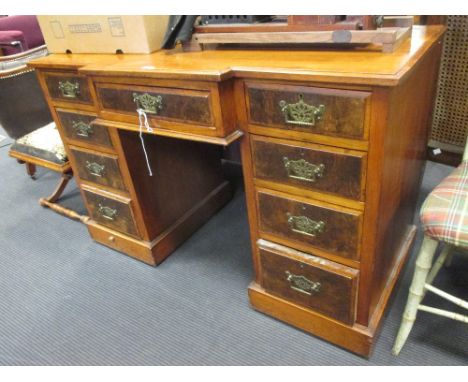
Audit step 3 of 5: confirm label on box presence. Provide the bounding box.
[50,21,65,39]
[108,17,125,37]
[68,23,102,34]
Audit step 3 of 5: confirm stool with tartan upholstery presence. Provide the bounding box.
[392,140,468,355]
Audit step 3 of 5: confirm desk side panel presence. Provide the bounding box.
[363,38,443,326]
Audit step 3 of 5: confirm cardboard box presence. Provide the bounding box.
[37,16,169,54]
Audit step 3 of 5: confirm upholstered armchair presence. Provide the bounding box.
[0,15,44,55]
[0,16,87,222]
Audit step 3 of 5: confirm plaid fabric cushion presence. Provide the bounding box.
[421,161,468,248]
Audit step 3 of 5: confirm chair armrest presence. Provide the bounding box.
[0,30,27,54]
[0,63,31,79]
[0,16,44,49]
[0,41,25,51]
[0,44,48,73]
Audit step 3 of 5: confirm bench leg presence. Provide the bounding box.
[25,162,36,179]
[16,159,36,179]
[39,172,89,224]
[45,172,72,203]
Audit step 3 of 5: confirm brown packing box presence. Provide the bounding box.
[37,16,169,54]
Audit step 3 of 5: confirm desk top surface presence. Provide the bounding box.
[30,26,444,86]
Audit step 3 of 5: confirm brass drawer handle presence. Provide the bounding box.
[58,80,80,98]
[72,120,93,138]
[85,161,105,177]
[283,157,325,182]
[133,92,163,114]
[285,271,321,295]
[287,213,325,237]
[279,94,325,127]
[98,204,117,221]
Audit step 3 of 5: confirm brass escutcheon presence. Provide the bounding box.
[279,94,325,127]
[287,212,325,237]
[133,92,163,114]
[85,161,105,177]
[285,271,321,295]
[283,157,325,182]
[98,204,117,221]
[58,80,80,98]
[72,120,93,137]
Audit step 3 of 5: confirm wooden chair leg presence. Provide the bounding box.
[25,162,36,179]
[392,236,439,355]
[44,172,72,203]
[38,171,89,224]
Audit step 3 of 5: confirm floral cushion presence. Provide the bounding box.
[420,161,468,248]
[10,122,67,164]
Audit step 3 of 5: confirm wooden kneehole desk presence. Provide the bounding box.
[30,26,445,357]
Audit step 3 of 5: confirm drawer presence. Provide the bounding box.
[70,147,126,191]
[43,72,93,104]
[251,135,366,201]
[246,82,370,139]
[257,190,362,260]
[259,239,358,325]
[96,83,214,127]
[82,188,140,238]
[56,110,113,148]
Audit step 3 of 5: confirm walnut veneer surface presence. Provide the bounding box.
[29,26,445,357]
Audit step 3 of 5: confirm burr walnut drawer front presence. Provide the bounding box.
[96,83,214,127]
[258,239,358,325]
[82,187,140,238]
[251,135,366,201]
[257,190,362,260]
[56,110,113,148]
[69,147,126,191]
[43,72,93,105]
[246,82,370,139]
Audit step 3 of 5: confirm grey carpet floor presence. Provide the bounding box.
[0,131,466,365]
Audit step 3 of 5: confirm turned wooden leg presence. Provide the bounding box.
[39,198,89,223]
[16,160,36,179]
[392,236,439,355]
[25,162,36,179]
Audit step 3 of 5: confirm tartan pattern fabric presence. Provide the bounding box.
[421,161,468,248]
